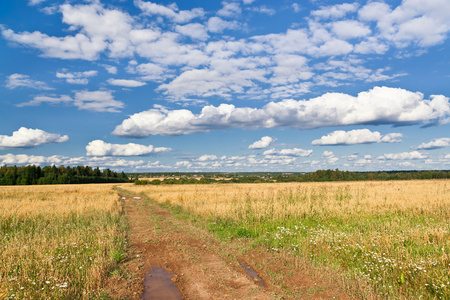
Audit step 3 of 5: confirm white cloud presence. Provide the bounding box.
[322,150,339,163]
[0,153,171,171]
[56,70,98,84]
[322,151,334,158]
[0,3,134,60]
[312,3,359,19]
[126,61,171,82]
[247,6,276,16]
[263,148,313,157]
[312,129,403,145]
[175,23,209,41]
[6,74,52,90]
[17,95,73,107]
[135,0,205,23]
[0,154,64,166]
[103,65,118,74]
[196,155,218,161]
[331,20,371,39]
[248,136,275,149]
[359,0,450,47]
[86,140,172,156]
[74,90,124,112]
[217,2,242,18]
[157,57,269,100]
[417,137,450,150]
[0,127,68,150]
[378,151,428,160]
[292,3,300,13]
[20,91,125,113]
[107,79,146,87]
[270,54,313,85]
[206,17,240,33]
[176,161,192,168]
[28,0,46,5]
[113,87,450,137]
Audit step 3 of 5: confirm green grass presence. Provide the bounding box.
[204,212,450,299]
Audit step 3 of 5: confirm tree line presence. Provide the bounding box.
[0,165,129,185]
[134,169,450,185]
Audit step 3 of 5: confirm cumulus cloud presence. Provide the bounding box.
[103,65,118,74]
[322,150,339,163]
[6,74,52,90]
[175,23,209,41]
[113,87,450,137]
[217,2,242,18]
[0,153,171,171]
[135,0,204,23]
[1,0,449,108]
[247,6,276,16]
[312,3,359,19]
[1,0,448,104]
[126,61,171,82]
[157,57,269,100]
[17,95,73,107]
[86,140,172,156]
[28,0,46,5]
[359,0,450,47]
[312,129,403,145]
[1,3,151,60]
[19,90,124,112]
[56,70,98,84]
[378,151,428,160]
[0,127,68,149]
[0,154,64,166]
[196,154,218,161]
[417,137,450,150]
[331,20,371,39]
[248,136,275,149]
[206,17,240,33]
[263,148,313,157]
[73,90,124,112]
[107,79,146,87]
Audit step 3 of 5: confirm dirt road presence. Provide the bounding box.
[107,191,352,299]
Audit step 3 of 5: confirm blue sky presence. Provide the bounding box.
[0,0,449,172]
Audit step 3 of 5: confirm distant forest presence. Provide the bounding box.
[0,165,129,185]
[133,169,450,185]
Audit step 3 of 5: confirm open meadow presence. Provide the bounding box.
[1,180,449,299]
[0,184,127,299]
[122,180,450,299]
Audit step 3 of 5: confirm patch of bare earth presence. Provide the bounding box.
[105,193,354,299]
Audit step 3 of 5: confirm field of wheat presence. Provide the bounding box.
[123,180,450,299]
[0,184,127,299]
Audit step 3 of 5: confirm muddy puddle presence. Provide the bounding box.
[238,260,267,287]
[141,267,182,300]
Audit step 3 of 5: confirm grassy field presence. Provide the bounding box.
[123,180,450,299]
[0,184,127,299]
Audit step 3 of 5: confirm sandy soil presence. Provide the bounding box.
[105,192,353,299]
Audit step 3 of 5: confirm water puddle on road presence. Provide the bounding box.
[238,260,267,287]
[141,267,182,300]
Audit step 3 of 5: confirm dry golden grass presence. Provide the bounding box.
[0,184,126,299]
[121,180,450,299]
[121,180,450,221]
[0,184,121,218]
